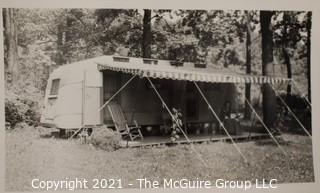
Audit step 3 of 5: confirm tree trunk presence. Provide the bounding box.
[306,12,312,102]
[282,47,292,99]
[142,9,152,58]
[244,11,252,120]
[56,11,72,65]
[282,13,292,99]
[56,23,65,65]
[65,14,73,63]
[3,8,18,82]
[260,11,277,130]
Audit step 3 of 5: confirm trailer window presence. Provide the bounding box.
[50,79,60,95]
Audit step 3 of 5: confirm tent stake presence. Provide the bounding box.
[146,77,209,168]
[270,84,312,139]
[193,81,248,162]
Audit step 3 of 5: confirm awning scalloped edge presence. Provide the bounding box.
[97,63,291,84]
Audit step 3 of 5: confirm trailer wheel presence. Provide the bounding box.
[59,129,66,138]
[87,128,93,136]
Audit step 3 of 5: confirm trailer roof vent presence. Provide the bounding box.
[113,56,130,63]
[170,61,183,67]
[143,58,158,65]
[194,63,207,68]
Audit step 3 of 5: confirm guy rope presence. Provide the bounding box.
[244,97,287,155]
[146,77,209,168]
[193,81,248,162]
[270,83,312,139]
[70,74,138,139]
[291,80,311,107]
[98,74,138,112]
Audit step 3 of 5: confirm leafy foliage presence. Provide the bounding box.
[4,8,311,132]
[88,125,122,151]
[95,9,143,56]
[5,83,43,129]
[170,108,182,142]
[276,94,311,133]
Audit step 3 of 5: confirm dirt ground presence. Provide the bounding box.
[5,126,314,191]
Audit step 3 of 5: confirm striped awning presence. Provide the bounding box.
[96,60,290,84]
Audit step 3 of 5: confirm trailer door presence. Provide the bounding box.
[83,70,103,126]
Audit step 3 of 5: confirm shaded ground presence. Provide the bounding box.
[5,126,314,191]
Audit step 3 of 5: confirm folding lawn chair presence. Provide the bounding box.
[107,103,143,141]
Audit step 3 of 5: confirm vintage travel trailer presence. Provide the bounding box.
[40,55,289,139]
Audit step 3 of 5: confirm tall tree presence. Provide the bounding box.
[56,22,66,65]
[3,8,18,82]
[244,11,252,120]
[306,12,312,102]
[142,9,152,58]
[273,11,304,98]
[260,11,277,129]
[282,12,292,98]
[171,10,239,63]
[95,9,143,56]
[54,9,90,64]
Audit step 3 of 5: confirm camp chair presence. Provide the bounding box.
[107,103,143,141]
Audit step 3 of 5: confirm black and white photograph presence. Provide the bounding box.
[1,1,317,192]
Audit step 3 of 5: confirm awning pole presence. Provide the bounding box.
[98,74,138,112]
[193,81,248,162]
[269,83,312,139]
[244,97,287,155]
[146,77,209,168]
[291,80,312,107]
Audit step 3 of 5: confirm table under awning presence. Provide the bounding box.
[96,59,290,84]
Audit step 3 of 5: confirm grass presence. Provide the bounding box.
[5,126,314,191]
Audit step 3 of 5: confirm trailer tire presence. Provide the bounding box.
[87,128,93,136]
[59,129,66,138]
